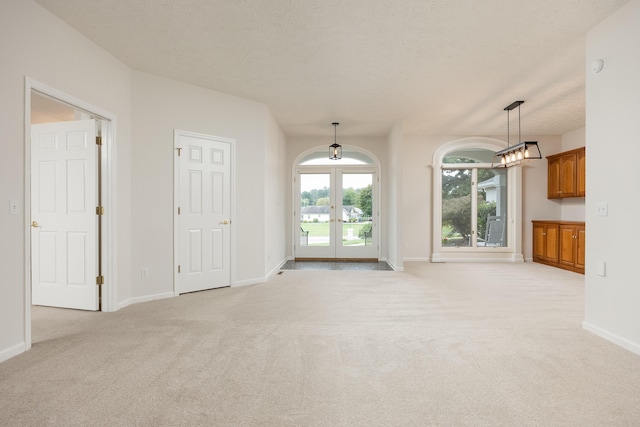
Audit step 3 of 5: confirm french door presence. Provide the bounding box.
[295,167,377,259]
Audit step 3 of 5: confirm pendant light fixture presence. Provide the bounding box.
[329,122,342,160]
[492,100,542,168]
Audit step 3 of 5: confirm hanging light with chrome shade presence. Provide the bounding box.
[329,122,342,160]
[492,100,542,168]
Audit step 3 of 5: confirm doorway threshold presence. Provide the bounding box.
[282,260,393,271]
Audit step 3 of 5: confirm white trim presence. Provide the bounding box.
[430,255,525,263]
[233,277,266,287]
[0,342,26,363]
[173,129,236,296]
[292,145,382,260]
[117,292,175,310]
[385,259,405,271]
[583,321,640,356]
[403,257,430,262]
[24,78,119,354]
[431,137,524,263]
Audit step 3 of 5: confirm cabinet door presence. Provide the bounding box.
[545,224,559,263]
[576,226,586,270]
[577,149,586,197]
[533,223,546,259]
[548,157,561,199]
[560,154,577,197]
[559,225,577,267]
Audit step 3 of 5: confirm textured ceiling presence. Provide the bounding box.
[34,0,629,137]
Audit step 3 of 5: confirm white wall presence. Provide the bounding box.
[584,0,640,354]
[0,0,132,361]
[0,0,286,362]
[286,135,388,260]
[386,123,404,270]
[265,111,288,275]
[131,71,280,298]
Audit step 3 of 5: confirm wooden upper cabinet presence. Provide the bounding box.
[547,147,585,199]
[577,148,586,197]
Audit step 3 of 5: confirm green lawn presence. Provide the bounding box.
[300,222,371,236]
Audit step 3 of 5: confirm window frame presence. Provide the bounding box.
[431,138,524,263]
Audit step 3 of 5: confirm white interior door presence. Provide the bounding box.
[296,168,377,259]
[176,131,232,294]
[31,119,98,310]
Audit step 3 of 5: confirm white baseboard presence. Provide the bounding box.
[385,259,404,271]
[403,257,429,262]
[0,342,26,363]
[582,321,640,356]
[233,258,288,287]
[117,291,175,310]
[233,277,265,287]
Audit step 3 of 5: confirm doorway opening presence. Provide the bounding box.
[293,146,380,260]
[25,79,117,350]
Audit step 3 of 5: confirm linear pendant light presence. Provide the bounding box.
[492,101,542,168]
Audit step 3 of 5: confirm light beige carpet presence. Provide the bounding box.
[1,262,639,426]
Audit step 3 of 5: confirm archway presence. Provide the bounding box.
[293,146,380,260]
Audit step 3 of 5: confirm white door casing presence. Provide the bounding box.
[31,119,99,310]
[175,130,233,294]
[295,167,378,259]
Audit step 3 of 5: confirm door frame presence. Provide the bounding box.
[292,145,381,260]
[173,129,236,295]
[24,77,118,350]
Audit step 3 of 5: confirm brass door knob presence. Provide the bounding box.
[219,220,230,225]
[31,221,39,228]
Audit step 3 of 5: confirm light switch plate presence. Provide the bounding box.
[596,202,608,217]
[9,200,19,215]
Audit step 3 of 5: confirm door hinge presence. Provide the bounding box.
[96,206,105,215]
[178,265,181,273]
[96,136,103,146]
[96,275,104,285]
[178,207,181,215]
[177,147,182,156]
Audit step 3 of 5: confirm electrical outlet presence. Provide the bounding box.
[596,261,606,277]
[141,268,149,279]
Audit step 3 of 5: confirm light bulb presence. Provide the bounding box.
[501,155,506,165]
[524,148,530,158]
[517,150,523,160]
[510,152,516,162]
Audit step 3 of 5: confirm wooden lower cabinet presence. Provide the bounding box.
[532,221,584,274]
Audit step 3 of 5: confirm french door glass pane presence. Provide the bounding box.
[442,168,472,247]
[477,168,507,247]
[299,174,331,246]
[341,173,373,247]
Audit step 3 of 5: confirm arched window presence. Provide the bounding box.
[432,138,524,263]
[298,147,377,166]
